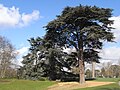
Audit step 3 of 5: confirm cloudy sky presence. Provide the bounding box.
[0,0,120,65]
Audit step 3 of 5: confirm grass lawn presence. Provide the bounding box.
[75,78,120,90]
[0,78,120,90]
[94,78,120,82]
[0,79,56,90]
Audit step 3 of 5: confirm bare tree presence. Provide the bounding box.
[0,36,16,78]
[101,62,112,78]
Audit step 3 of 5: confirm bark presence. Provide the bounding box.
[78,37,85,84]
[92,61,96,78]
[79,59,85,84]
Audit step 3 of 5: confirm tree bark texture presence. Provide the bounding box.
[92,61,96,78]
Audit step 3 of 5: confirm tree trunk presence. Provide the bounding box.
[79,59,85,84]
[0,67,6,78]
[0,60,7,78]
[79,42,85,84]
[92,61,95,78]
[78,35,85,84]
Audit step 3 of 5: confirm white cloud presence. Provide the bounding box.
[16,46,29,66]
[99,46,120,63]
[17,47,29,55]
[98,16,120,63]
[21,10,40,26]
[110,16,120,41]
[0,4,40,28]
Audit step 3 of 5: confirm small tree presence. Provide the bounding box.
[45,5,114,84]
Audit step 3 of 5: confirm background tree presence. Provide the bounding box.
[101,67,106,78]
[45,5,114,84]
[101,62,112,78]
[0,36,16,78]
[101,62,120,78]
[110,65,120,78]
[95,69,101,78]
[84,49,100,78]
[20,37,73,80]
[85,69,92,78]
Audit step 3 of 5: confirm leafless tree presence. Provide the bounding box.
[101,62,112,78]
[0,36,17,78]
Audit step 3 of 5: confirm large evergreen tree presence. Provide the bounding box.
[45,5,114,84]
[20,37,73,80]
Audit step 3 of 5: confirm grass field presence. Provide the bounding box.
[0,78,120,90]
[75,78,120,90]
[0,79,56,90]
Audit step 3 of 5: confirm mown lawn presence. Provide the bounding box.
[0,79,56,90]
[75,78,120,90]
[94,78,120,82]
[0,78,120,90]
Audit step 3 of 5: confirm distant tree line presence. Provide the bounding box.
[85,62,120,78]
[101,62,120,78]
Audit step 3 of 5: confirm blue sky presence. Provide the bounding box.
[0,0,120,65]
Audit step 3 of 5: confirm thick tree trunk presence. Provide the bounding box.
[79,59,85,84]
[92,61,96,78]
[78,35,85,84]
[79,44,85,84]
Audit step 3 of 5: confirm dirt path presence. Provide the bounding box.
[47,81,115,90]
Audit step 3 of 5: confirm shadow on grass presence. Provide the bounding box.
[85,78,96,81]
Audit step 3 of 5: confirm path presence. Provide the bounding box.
[47,81,115,90]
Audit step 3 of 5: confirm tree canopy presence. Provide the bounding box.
[19,5,114,84]
[45,5,114,84]
[19,37,76,80]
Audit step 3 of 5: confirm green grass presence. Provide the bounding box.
[0,79,56,90]
[94,78,120,82]
[75,83,120,90]
[75,78,120,90]
[0,78,120,90]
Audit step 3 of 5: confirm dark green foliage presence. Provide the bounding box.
[84,49,100,63]
[45,5,114,83]
[18,5,114,83]
[45,5,114,50]
[18,37,74,81]
[45,5,114,68]
[60,71,79,82]
[18,37,47,80]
